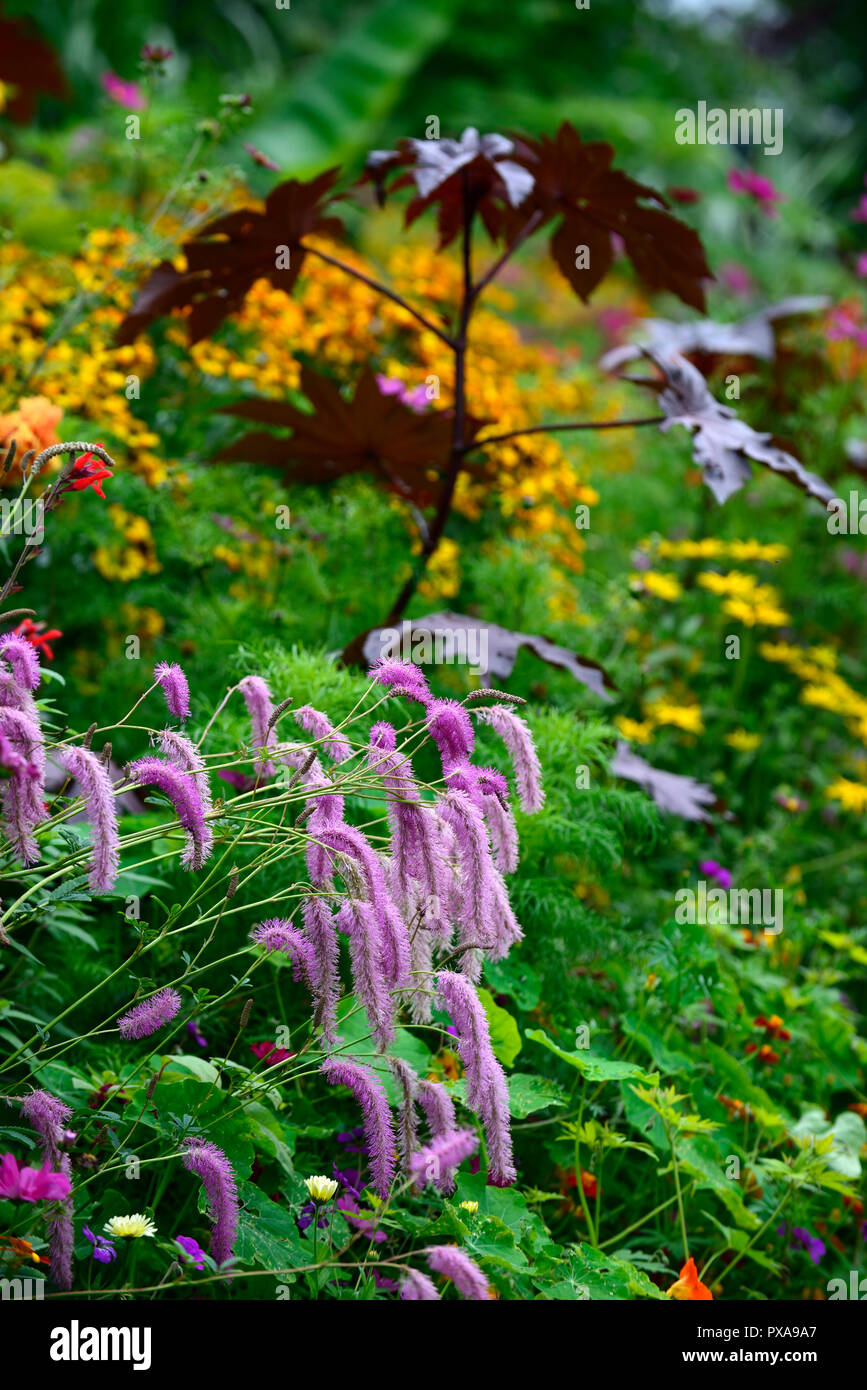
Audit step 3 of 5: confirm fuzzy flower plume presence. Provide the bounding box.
[320,1056,397,1198]
[118,987,182,1040]
[337,898,395,1048]
[58,746,120,892]
[0,706,46,864]
[472,705,545,813]
[410,1128,479,1192]
[369,722,441,900]
[302,897,341,1042]
[251,917,316,989]
[436,971,516,1187]
[426,698,475,771]
[426,1244,492,1300]
[389,1058,420,1173]
[315,823,409,987]
[401,1267,441,1301]
[0,632,42,691]
[369,658,432,705]
[20,1089,74,1289]
[127,755,212,869]
[238,674,278,776]
[293,705,352,762]
[154,662,191,722]
[437,789,497,978]
[158,729,213,818]
[182,1139,239,1267]
[416,1077,458,1141]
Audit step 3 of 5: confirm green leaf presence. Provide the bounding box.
[506,1072,568,1118]
[477,989,522,1068]
[528,1029,658,1084]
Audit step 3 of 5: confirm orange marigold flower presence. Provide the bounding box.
[667,1257,713,1301]
[0,395,62,460]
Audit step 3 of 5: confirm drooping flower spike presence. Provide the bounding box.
[320,1056,397,1198]
[436,971,516,1188]
[19,1089,74,1288]
[182,1140,239,1267]
[369,658,432,706]
[58,745,120,892]
[127,755,213,870]
[293,704,352,762]
[154,662,191,722]
[426,1244,492,1300]
[238,674,278,777]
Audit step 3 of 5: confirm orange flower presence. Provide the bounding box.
[667,1256,713,1301]
[0,396,62,460]
[0,1235,48,1265]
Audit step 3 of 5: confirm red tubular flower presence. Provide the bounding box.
[63,448,113,500]
[14,619,62,661]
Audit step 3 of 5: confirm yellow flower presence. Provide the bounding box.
[634,571,682,601]
[305,1175,339,1203]
[725,728,762,752]
[825,778,867,814]
[103,1214,157,1239]
[458,1200,479,1214]
[615,716,654,744]
[644,700,704,735]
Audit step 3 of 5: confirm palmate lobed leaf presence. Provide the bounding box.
[116,170,344,346]
[212,366,476,506]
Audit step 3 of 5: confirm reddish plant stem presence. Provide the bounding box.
[461,416,666,452]
[303,244,455,348]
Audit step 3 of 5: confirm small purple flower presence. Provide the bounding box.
[118,987,182,1041]
[777,1222,826,1265]
[154,662,191,721]
[83,1225,117,1264]
[699,859,732,890]
[174,1234,207,1270]
[101,71,146,110]
[186,1019,208,1048]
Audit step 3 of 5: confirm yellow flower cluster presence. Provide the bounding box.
[93,504,161,583]
[825,778,867,814]
[760,641,867,799]
[696,570,790,627]
[653,538,790,563]
[0,232,164,485]
[616,696,705,743]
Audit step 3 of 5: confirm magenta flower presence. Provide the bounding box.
[369,658,432,706]
[321,1057,397,1198]
[699,859,732,890]
[127,755,212,869]
[436,971,516,1187]
[426,699,475,771]
[401,1267,441,1300]
[118,987,182,1040]
[174,1234,207,1270]
[426,1244,492,1299]
[20,1089,74,1288]
[0,632,42,690]
[727,167,782,217]
[0,1153,72,1201]
[100,71,146,110]
[472,705,545,813]
[719,262,754,297]
[337,898,395,1048]
[376,375,430,412]
[301,897,341,1042]
[154,663,191,722]
[293,705,352,762]
[238,674,278,777]
[410,1128,479,1191]
[58,746,120,892]
[0,706,46,865]
[182,1140,239,1267]
[857,254,867,279]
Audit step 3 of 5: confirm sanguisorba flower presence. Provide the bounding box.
[58,745,120,892]
[305,1175,339,1204]
[127,755,213,869]
[182,1140,239,1267]
[103,1214,157,1239]
[435,971,516,1187]
[321,1057,397,1199]
[154,662,191,722]
[426,1244,493,1300]
[117,986,182,1040]
[667,1256,712,1300]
